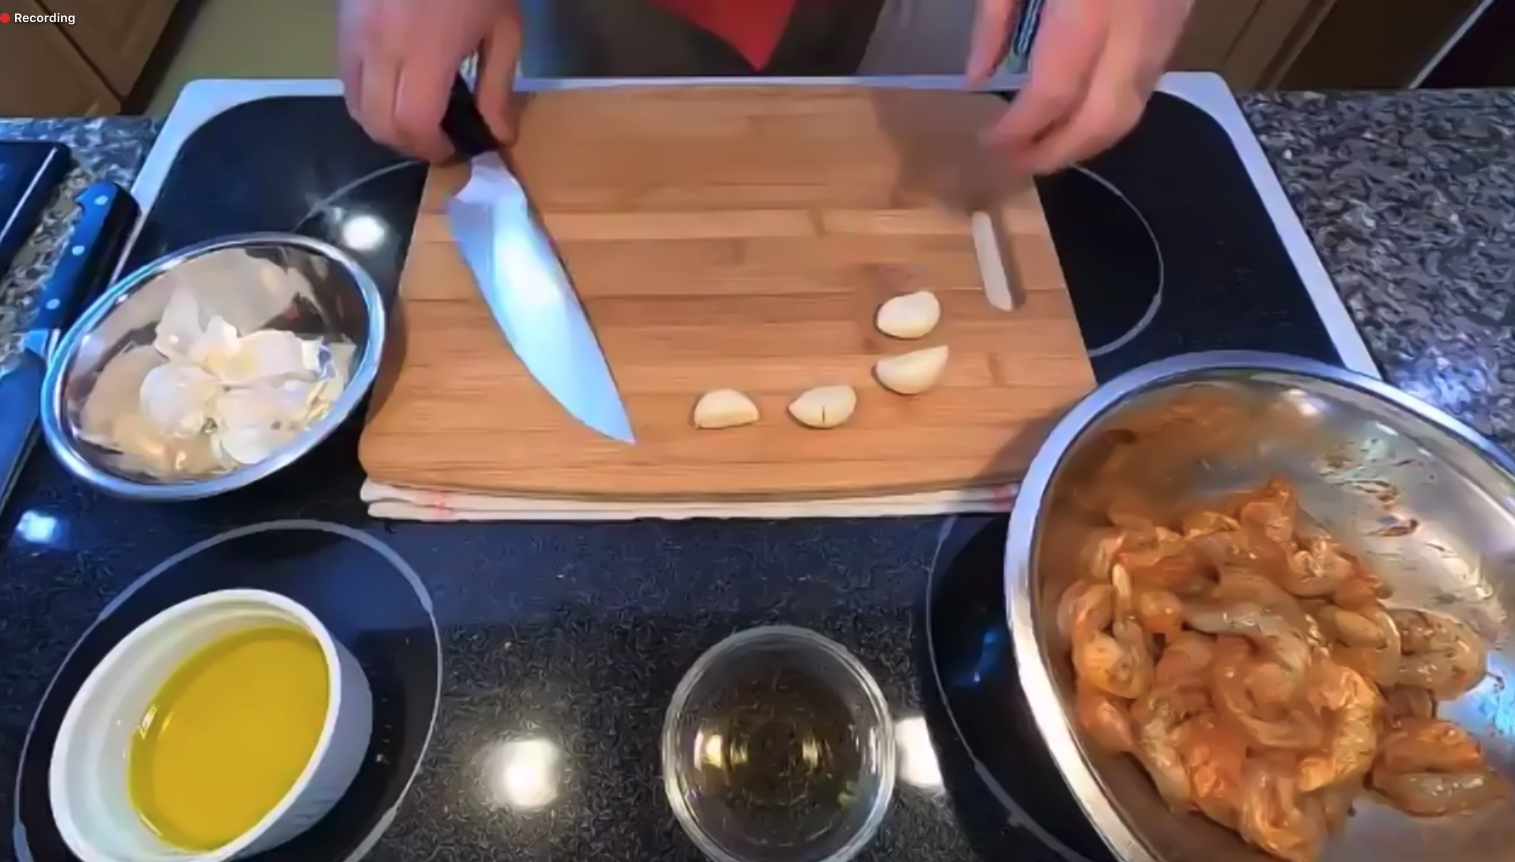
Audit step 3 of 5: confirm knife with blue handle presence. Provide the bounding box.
[442,72,635,444]
[0,181,140,515]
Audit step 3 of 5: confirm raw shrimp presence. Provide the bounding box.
[1156,632,1215,688]
[1330,560,1390,610]
[1320,605,1402,686]
[1076,680,1135,753]
[1175,712,1248,828]
[1382,686,1436,725]
[1136,588,1185,639]
[1069,582,1153,699]
[1239,756,1328,862]
[1057,581,1097,645]
[1311,784,1357,833]
[1188,601,1313,705]
[1132,682,1200,812]
[1209,562,1320,646]
[1211,637,1325,751]
[1298,660,1380,792]
[1275,535,1357,597]
[1386,611,1486,698]
[1376,719,1483,773]
[1078,527,1125,582]
[1180,509,1239,537]
[1116,527,1212,596]
[1372,768,1509,817]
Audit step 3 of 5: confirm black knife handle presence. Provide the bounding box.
[28,180,139,334]
[441,73,499,159]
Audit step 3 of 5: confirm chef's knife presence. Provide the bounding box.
[0,181,139,515]
[442,73,635,444]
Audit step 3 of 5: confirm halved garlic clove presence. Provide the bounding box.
[874,290,941,340]
[788,385,857,429]
[693,388,760,429]
[874,345,949,395]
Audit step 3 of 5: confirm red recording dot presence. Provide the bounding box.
[0,13,10,22]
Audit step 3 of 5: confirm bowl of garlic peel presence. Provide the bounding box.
[41,233,385,501]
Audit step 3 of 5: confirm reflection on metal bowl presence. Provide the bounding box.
[1006,351,1515,862]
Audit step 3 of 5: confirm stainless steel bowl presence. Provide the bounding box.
[1006,351,1515,862]
[40,233,385,501]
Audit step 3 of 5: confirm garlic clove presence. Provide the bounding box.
[874,346,949,396]
[874,290,942,340]
[788,385,857,429]
[693,389,760,429]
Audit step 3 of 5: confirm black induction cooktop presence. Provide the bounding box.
[1028,92,1344,381]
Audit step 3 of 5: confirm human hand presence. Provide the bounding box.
[968,0,1194,174]
[338,0,523,162]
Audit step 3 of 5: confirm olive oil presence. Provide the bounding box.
[128,625,329,850]
[689,663,865,843]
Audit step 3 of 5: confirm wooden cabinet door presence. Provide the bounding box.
[41,0,179,96]
[1170,0,1265,73]
[0,0,119,117]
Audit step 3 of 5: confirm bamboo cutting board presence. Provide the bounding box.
[360,86,1095,500]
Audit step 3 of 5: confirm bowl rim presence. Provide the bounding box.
[39,231,387,501]
[47,588,349,862]
[659,624,898,862]
[1002,349,1515,862]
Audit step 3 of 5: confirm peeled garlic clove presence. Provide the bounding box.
[139,363,222,435]
[874,290,941,340]
[874,346,949,395]
[693,389,760,429]
[788,385,857,429]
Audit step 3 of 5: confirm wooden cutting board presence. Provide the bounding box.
[359,86,1095,500]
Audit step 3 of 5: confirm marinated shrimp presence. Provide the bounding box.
[1377,719,1483,773]
[1067,581,1152,699]
[1188,601,1313,706]
[1297,659,1380,792]
[1387,610,1486,698]
[1372,769,1509,817]
[1059,477,1499,862]
[1239,756,1327,862]
[1076,680,1135,754]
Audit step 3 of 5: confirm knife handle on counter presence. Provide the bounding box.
[441,73,501,159]
[25,181,141,343]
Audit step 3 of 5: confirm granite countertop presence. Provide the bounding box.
[0,117,158,369]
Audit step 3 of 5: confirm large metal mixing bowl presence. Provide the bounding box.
[1006,351,1515,862]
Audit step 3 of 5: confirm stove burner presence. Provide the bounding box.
[924,517,1114,862]
[13,521,441,862]
[1036,166,1164,358]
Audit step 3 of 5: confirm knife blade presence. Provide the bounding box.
[442,73,635,443]
[0,180,140,515]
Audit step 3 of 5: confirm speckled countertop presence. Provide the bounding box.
[0,117,157,369]
[2,91,1514,430]
[1245,90,1515,448]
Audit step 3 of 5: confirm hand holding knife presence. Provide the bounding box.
[0,181,140,515]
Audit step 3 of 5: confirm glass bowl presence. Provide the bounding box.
[661,626,896,862]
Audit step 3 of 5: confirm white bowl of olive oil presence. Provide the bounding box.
[49,589,373,862]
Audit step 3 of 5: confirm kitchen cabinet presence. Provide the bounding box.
[0,0,119,117]
[0,0,183,117]
[42,0,181,97]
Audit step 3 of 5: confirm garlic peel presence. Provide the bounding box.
[874,346,949,395]
[875,290,941,340]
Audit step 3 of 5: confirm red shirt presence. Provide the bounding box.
[647,0,806,69]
